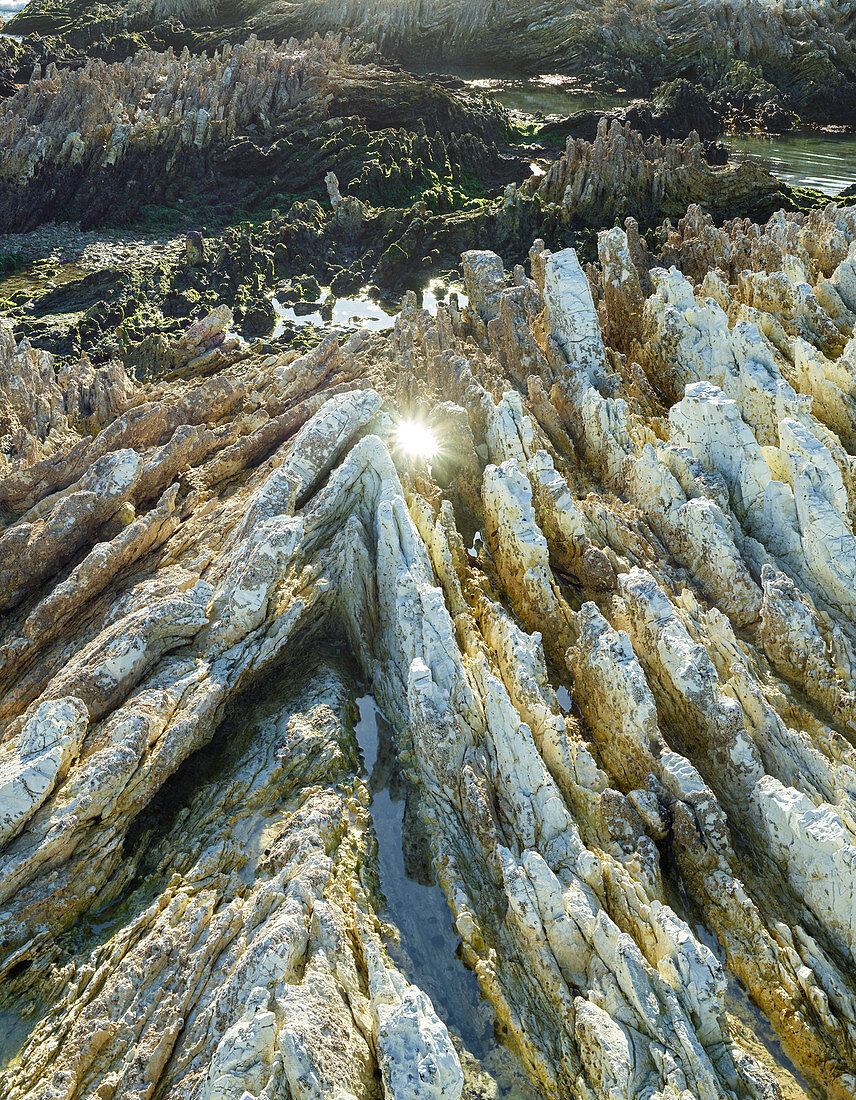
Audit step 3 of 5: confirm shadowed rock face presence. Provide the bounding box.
[3,192,856,1099]
[8,0,856,124]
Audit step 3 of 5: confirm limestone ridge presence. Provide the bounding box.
[2,193,856,1096]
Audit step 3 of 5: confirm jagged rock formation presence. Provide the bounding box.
[513,119,791,228]
[10,0,856,124]
[0,34,516,231]
[6,105,813,374]
[3,188,856,1100]
[0,33,349,178]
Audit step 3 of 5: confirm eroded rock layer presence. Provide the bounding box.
[2,183,856,1100]
[512,120,786,227]
[0,34,515,232]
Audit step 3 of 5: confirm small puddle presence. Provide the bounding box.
[272,289,396,335]
[422,277,469,313]
[434,69,630,117]
[488,80,627,116]
[271,280,469,338]
[354,694,544,1098]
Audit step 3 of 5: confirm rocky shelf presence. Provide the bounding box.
[2,190,856,1097]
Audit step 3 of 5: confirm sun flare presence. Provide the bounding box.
[394,418,439,460]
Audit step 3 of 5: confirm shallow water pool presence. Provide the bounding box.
[354,695,544,1098]
[457,72,856,198]
[272,290,397,335]
[727,130,856,196]
[465,73,629,117]
[271,279,469,338]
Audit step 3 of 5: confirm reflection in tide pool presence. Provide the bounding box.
[272,290,395,335]
[727,131,856,196]
[354,695,544,1099]
[422,276,469,313]
[271,280,469,338]
[459,72,629,118]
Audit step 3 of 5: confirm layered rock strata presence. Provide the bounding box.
[9,0,856,124]
[0,34,515,231]
[3,190,856,1100]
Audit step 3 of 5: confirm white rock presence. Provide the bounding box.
[367,945,463,1100]
[543,247,609,381]
[0,697,88,847]
[201,989,277,1100]
[751,775,856,963]
[461,249,506,320]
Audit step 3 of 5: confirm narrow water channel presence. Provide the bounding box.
[353,694,544,1099]
[0,1008,37,1067]
[354,689,818,1099]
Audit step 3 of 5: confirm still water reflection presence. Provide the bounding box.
[271,280,469,337]
[459,74,856,197]
[727,131,856,196]
[354,695,544,1099]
